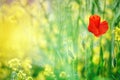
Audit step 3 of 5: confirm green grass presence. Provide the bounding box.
[0,0,120,80]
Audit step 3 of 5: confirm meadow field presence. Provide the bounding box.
[0,0,120,80]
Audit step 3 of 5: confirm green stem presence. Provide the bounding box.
[109,28,114,78]
[99,37,104,76]
[103,0,106,19]
[108,11,115,79]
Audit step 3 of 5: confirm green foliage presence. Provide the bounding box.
[0,0,120,80]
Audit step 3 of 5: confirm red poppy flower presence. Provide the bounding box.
[88,14,108,37]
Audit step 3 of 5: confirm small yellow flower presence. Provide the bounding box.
[114,27,120,41]
[93,46,100,54]
[59,71,67,79]
[8,58,21,71]
[77,63,84,72]
[26,77,33,80]
[17,70,26,79]
[103,51,109,59]
[43,64,53,76]
[92,54,99,65]
[70,1,79,11]
[112,67,117,73]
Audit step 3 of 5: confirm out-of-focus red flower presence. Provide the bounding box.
[88,14,108,37]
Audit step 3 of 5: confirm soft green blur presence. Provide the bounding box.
[0,0,120,80]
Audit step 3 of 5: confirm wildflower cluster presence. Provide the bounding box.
[114,27,120,42]
[8,58,33,80]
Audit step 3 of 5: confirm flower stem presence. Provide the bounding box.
[103,0,106,19]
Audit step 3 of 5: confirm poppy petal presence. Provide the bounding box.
[89,15,100,28]
[88,15,101,37]
[88,23,100,37]
[99,21,108,34]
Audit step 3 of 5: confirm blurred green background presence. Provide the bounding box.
[0,0,120,80]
